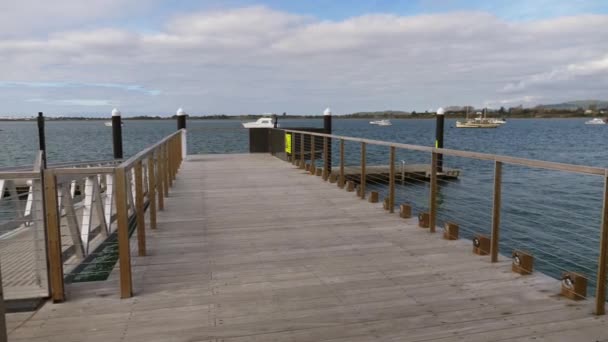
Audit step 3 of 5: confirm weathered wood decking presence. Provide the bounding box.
[6,153,608,341]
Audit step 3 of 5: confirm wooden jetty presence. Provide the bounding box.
[6,153,608,341]
[337,164,460,182]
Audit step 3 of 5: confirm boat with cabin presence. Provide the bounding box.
[242,117,277,128]
[370,119,392,126]
[585,118,606,125]
[488,118,507,124]
[456,110,501,128]
[104,121,124,127]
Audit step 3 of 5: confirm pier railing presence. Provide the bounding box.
[0,156,130,302]
[0,152,48,301]
[0,130,184,304]
[277,128,608,315]
[47,129,184,300]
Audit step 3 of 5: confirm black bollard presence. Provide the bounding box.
[112,108,123,159]
[177,108,186,130]
[176,108,187,158]
[37,112,47,168]
[323,108,332,173]
[435,108,445,173]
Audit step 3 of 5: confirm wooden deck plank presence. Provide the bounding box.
[6,153,607,341]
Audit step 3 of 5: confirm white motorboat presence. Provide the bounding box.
[242,117,277,128]
[488,118,507,124]
[104,121,124,127]
[585,118,606,125]
[370,119,392,126]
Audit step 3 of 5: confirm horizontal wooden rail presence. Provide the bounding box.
[119,130,183,169]
[0,159,121,172]
[282,129,606,176]
[0,171,43,179]
[52,167,117,176]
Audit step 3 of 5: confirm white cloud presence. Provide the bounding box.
[0,0,155,38]
[1,6,608,115]
[567,55,608,74]
[502,54,608,93]
[0,81,160,95]
[484,95,542,108]
[27,98,114,106]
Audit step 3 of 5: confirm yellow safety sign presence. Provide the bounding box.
[285,133,292,153]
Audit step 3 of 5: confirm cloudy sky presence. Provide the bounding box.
[1,0,607,116]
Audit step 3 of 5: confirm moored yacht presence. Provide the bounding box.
[370,119,392,126]
[456,110,501,128]
[104,121,124,127]
[242,117,277,128]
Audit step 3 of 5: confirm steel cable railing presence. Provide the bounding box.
[0,153,49,303]
[0,130,186,303]
[278,128,608,315]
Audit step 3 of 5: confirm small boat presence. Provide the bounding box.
[456,109,501,128]
[585,118,606,125]
[104,121,124,127]
[488,118,507,124]
[370,119,392,126]
[242,117,277,128]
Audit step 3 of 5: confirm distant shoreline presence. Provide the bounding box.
[0,114,605,122]
[0,115,606,123]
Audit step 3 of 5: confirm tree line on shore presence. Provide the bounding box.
[2,104,607,121]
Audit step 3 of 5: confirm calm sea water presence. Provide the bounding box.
[0,118,606,167]
[1,118,607,291]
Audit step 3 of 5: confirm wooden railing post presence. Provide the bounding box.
[43,169,65,302]
[115,166,133,298]
[175,136,179,169]
[300,133,305,169]
[134,161,146,256]
[429,152,438,233]
[172,137,178,180]
[165,142,169,191]
[323,136,329,180]
[490,160,503,263]
[0,260,6,342]
[595,171,608,315]
[180,133,184,166]
[360,142,366,199]
[389,146,395,213]
[172,138,176,178]
[339,139,345,188]
[177,133,183,168]
[310,135,315,175]
[157,149,165,209]
[163,143,170,196]
[147,155,157,229]
[168,140,174,182]
[173,137,177,175]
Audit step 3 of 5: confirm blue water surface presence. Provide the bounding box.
[1,118,607,294]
